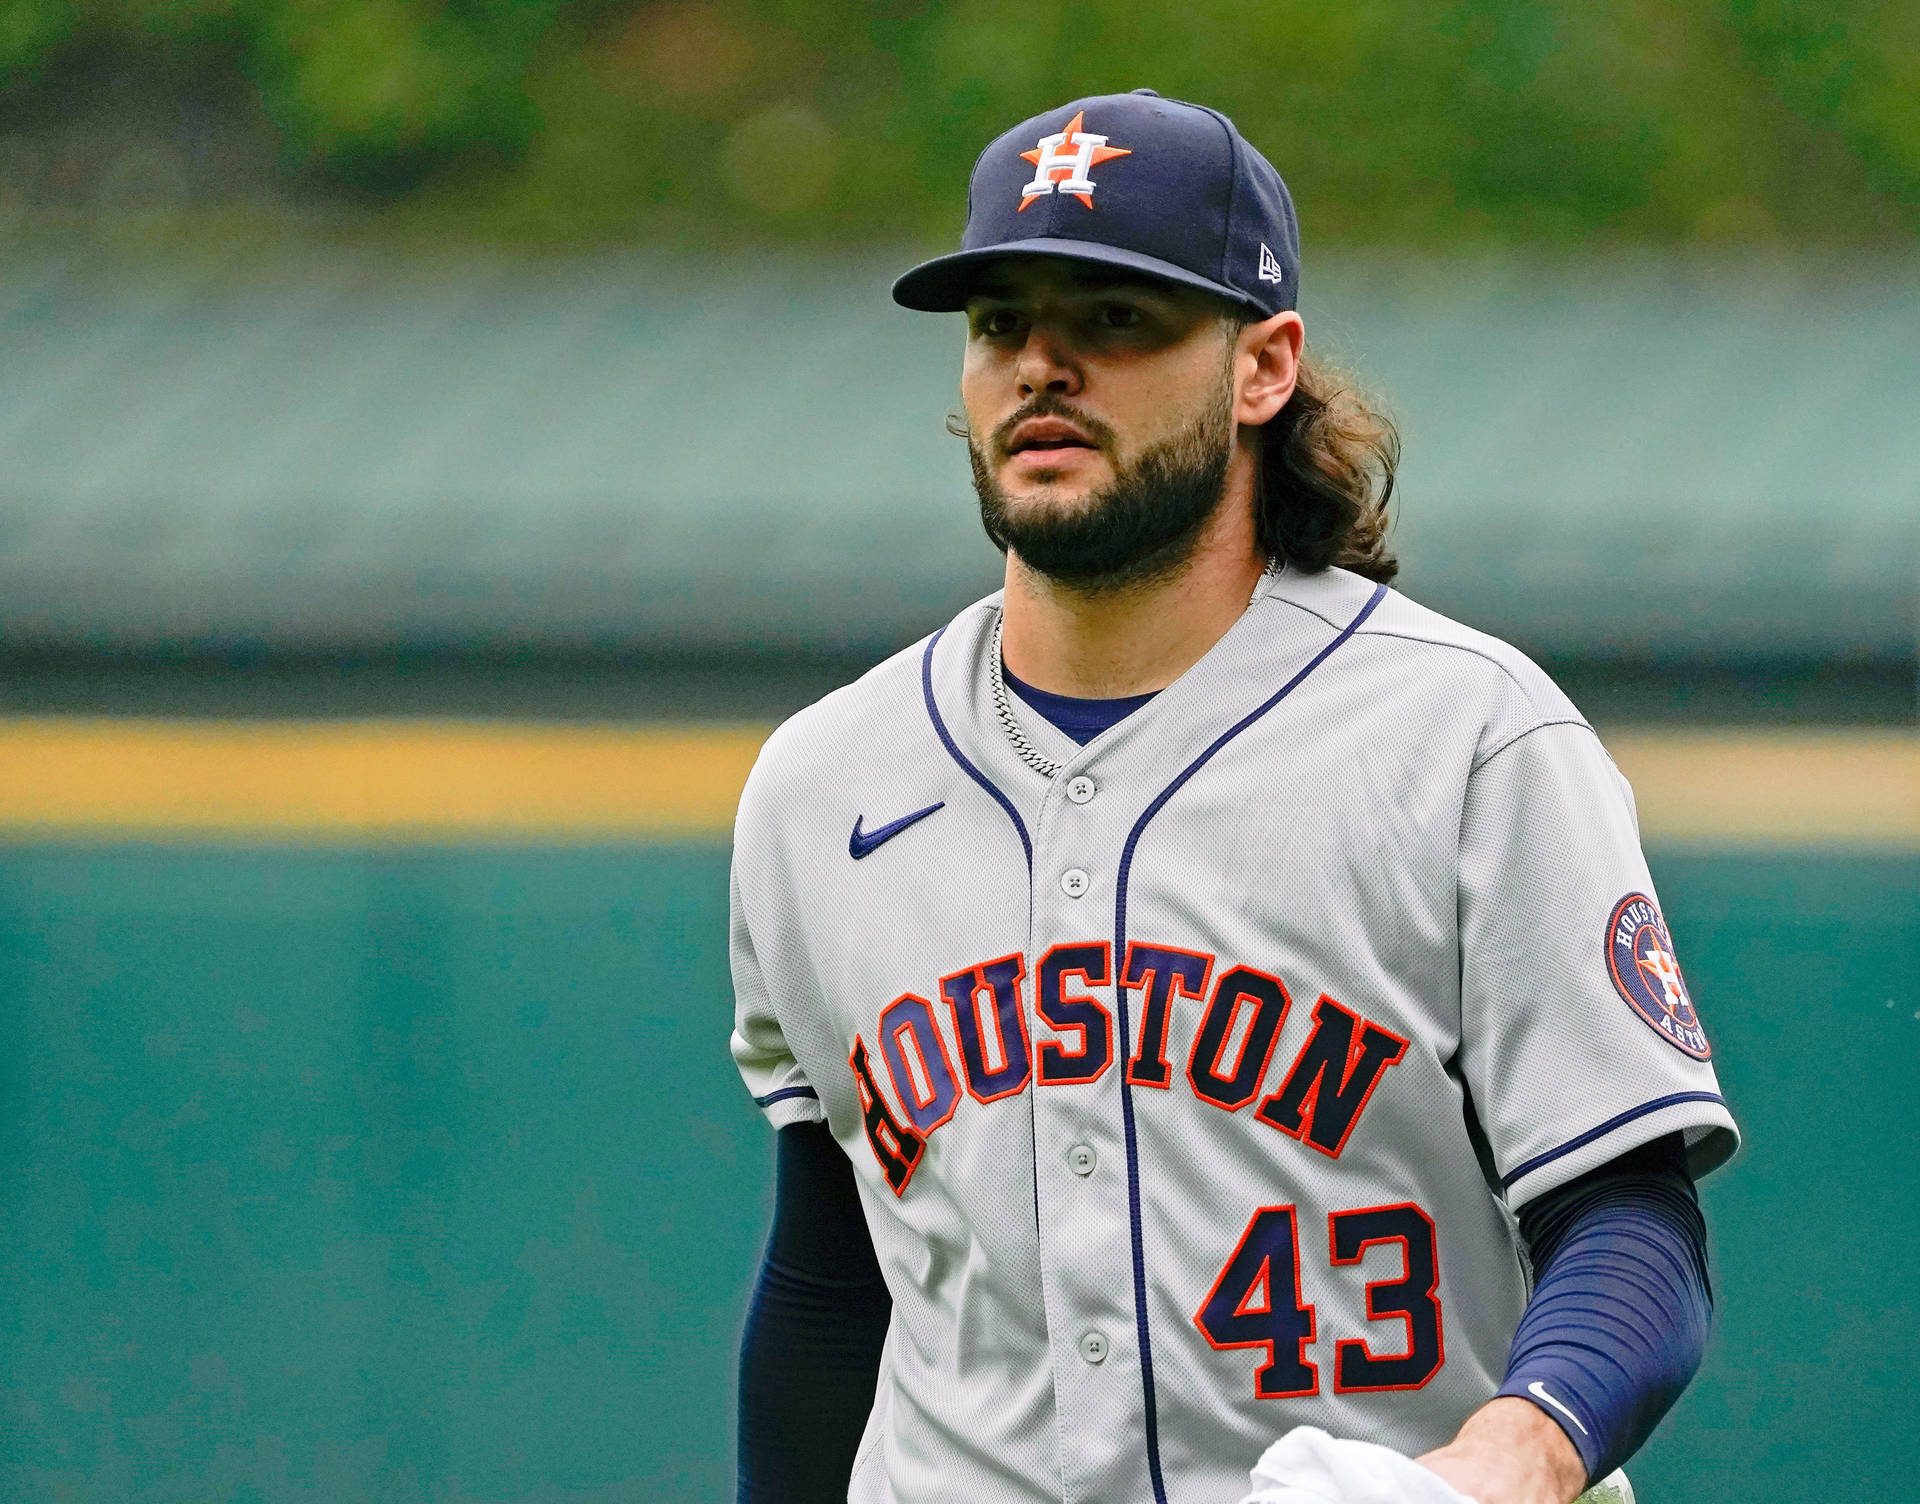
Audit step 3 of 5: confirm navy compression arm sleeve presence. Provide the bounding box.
[1497,1133,1713,1484]
[737,1120,891,1504]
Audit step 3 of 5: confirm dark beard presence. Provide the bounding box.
[969,386,1235,591]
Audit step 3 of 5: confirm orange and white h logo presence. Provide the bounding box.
[1019,111,1132,210]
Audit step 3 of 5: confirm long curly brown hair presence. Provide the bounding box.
[1253,351,1401,584]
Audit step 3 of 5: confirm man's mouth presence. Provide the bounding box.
[1006,417,1098,457]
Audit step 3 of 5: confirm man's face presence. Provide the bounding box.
[959,258,1241,589]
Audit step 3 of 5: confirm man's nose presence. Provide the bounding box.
[1015,324,1082,398]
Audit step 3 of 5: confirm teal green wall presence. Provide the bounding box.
[0,849,764,1502]
[1635,856,1919,1498]
[0,847,1913,1502]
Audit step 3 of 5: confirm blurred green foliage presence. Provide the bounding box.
[3,0,1917,243]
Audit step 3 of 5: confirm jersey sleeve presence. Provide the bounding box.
[730,848,828,1130]
[1456,721,1738,1207]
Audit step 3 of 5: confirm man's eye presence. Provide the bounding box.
[1098,304,1143,329]
[978,309,1023,336]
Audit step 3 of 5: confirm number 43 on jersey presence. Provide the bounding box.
[1197,1202,1443,1397]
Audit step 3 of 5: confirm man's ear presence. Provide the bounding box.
[1234,311,1304,427]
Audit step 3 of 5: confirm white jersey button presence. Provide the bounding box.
[1060,868,1090,898]
[1066,1143,1097,1176]
[1077,1330,1109,1365]
[1065,774,1097,804]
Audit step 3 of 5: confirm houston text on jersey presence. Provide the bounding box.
[851,941,1410,1196]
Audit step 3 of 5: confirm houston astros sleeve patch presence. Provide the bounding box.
[1606,894,1711,1060]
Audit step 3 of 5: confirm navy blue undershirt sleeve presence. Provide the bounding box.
[1498,1133,1713,1484]
[1003,665,1158,745]
[737,1121,891,1504]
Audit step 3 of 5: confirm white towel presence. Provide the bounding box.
[1239,1427,1638,1504]
[1239,1426,1479,1504]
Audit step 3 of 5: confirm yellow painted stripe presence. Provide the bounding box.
[1605,729,1920,850]
[0,718,769,840]
[0,719,1913,847]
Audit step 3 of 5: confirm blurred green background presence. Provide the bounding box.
[3,0,1919,245]
[2,2,1917,1501]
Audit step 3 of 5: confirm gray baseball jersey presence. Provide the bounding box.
[730,563,1738,1504]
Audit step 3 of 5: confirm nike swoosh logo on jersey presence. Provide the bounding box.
[849,802,946,860]
[1527,1381,1590,1435]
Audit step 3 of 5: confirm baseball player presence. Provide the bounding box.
[730,91,1737,1504]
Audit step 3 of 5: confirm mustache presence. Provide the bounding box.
[988,395,1118,458]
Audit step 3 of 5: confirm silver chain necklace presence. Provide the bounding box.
[989,563,1279,780]
[989,607,1068,779]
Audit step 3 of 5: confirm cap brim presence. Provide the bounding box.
[891,238,1260,314]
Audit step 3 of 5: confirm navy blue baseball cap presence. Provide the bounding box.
[892,90,1300,317]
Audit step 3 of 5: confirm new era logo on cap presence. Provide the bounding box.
[893,90,1301,318]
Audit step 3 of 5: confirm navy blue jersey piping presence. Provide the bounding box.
[1502,1090,1727,1189]
[921,625,1033,873]
[1112,580,1386,1504]
[920,623,1046,1243]
[753,1085,820,1108]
